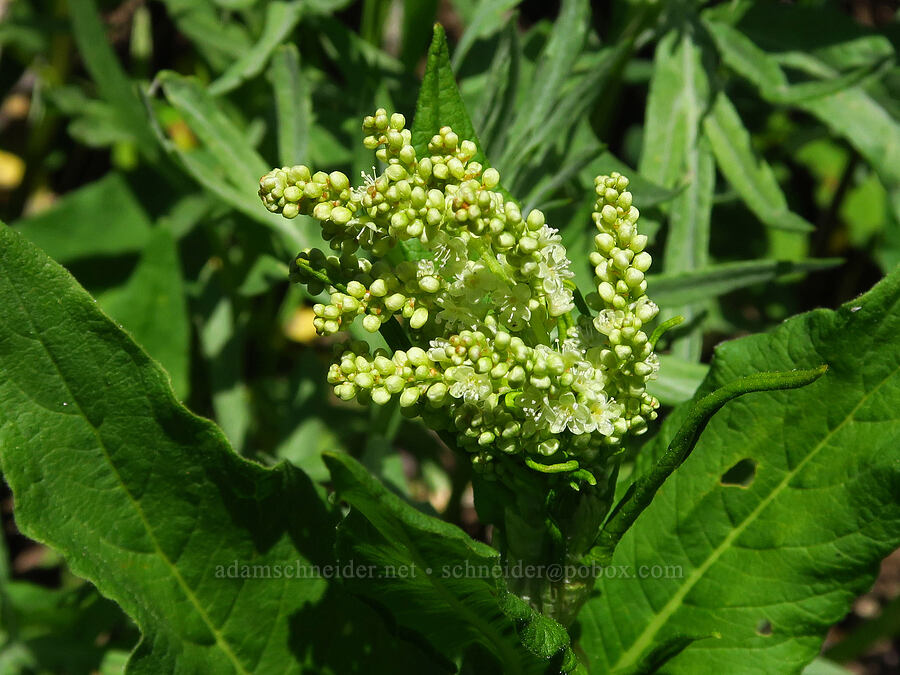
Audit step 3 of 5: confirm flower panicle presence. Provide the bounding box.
[259,110,662,479]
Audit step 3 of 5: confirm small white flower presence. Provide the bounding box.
[544,392,594,434]
[589,397,623,436]
[435,296,480,329]
[594,309,625,336]
[498,283,533,330]
[538,244,575,315]
[447,366,491,403]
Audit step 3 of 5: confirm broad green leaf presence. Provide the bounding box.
[267,44,312,167]
[13,174,152,263]
[324,451,577,674]
[593,365,828,566]
[703,92,814,232]
[411,25,486,167]
[209,1,303,96]
[99,228,190,399]
[576,268,900,673]
[647,258,842,306]
[0,224,438,673]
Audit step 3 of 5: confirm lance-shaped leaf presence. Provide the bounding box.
[646,257,842,307]
[0,224,437,673]
[411,25,485,167]
[209,1,303,96]
[575,267,900,673]
[498,0,591,183]
[152,72,308,250]
[639,29,709,188]
[325,451,577,674]
[703,92,814,232]
[704,19,900,193]
[267,44,312,167]
[642,27,713,363]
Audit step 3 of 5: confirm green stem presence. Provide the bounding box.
[590,365,828,564]
[291,256,411,349]
[525,458,579,474]
[649,315,685,348]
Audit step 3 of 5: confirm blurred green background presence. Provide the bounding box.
[0,0,898,672]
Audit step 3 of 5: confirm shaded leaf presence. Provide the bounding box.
[69,0,158,159]
[703,92,814,232]
[705,19,900,191]
[452,0,522,70]
[325,451,576,674]
[647,258,842,306]
[99,228,190,399]
[13,174,152,263]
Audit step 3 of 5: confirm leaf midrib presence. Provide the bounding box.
[3,274,252,675]
[609,364,899,672]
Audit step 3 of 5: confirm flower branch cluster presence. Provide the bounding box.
[259,110,660,482]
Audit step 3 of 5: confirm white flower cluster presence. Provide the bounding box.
[258,110,660,480]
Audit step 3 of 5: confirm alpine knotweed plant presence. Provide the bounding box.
[259,109,660,490]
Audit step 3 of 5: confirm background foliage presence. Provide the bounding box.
[0,0,898,673]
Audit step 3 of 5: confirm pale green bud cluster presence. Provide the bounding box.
[588,173,660,434]
[260,112,662,481]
